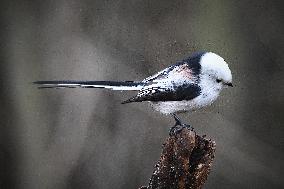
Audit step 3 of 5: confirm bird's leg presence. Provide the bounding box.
[173,113,182,126]
[169,113,193,136]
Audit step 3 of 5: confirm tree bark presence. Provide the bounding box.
[140,127,216,189]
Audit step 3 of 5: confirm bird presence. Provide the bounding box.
[34,51,233,134]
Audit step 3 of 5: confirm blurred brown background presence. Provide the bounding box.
[1,0,283,188]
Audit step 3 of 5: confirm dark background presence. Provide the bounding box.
[1,0,283,188]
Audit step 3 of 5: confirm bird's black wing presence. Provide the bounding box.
[121,83,201,104]
[123,53,204,103]
[122,62,201,104]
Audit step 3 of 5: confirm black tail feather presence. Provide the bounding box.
[33,80,138,86]
[33,80,145,90]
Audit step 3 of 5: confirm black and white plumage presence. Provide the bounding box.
[34,52,232,116]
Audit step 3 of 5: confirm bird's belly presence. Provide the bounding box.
[150,91,220,114]
[150,100,195,114]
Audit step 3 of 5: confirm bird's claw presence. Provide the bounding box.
[181,123,194,131]
[169,124,194,136]
[169,125,183,136]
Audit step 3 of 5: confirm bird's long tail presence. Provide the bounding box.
[33,80,145,91]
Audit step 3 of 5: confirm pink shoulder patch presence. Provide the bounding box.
[173,64,193,79]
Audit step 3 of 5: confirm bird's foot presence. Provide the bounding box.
[169,125,183,136]
[169,113,194,136]
[172,113,182,126]
[169,124,194,136]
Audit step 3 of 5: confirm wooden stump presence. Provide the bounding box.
[140,127,216,189]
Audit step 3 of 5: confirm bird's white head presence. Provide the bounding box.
[200,52,233,87]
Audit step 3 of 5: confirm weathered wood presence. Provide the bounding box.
[140,127,216,189]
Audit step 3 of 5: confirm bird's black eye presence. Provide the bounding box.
[216,79,222,83]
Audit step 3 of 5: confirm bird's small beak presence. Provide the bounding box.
[226,82,233,87]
